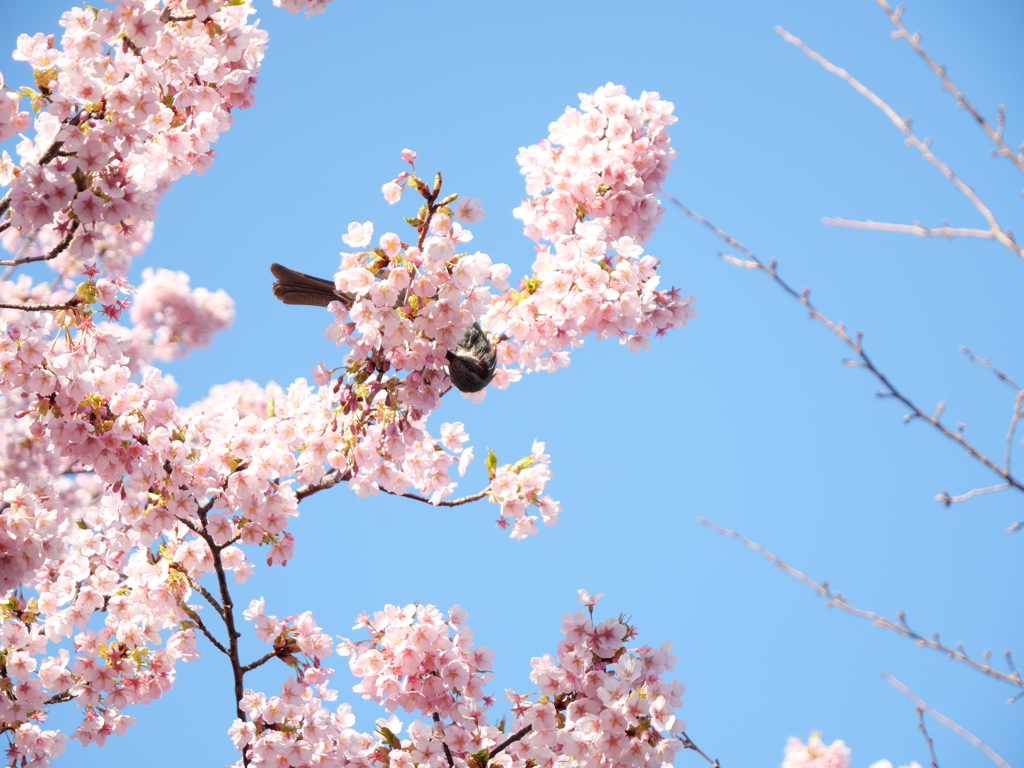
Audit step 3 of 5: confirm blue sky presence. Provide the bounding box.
[2,1,1022,766]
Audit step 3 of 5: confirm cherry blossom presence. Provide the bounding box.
[0,7,701,766]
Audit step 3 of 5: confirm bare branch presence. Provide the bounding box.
[241,648,286,674]
[181,603,230,657]
[777,26,1024,260]
[698,517,1023,689]
[680,731,721,768]
[295,468,351,501]
[0,298,81,312]
[935,484,1010,506]
[875,0,1024,175]
[917,706,940,768]
[488,725,533,760]
[884,672,1011,768]
[380,487,490,507]
[0,221,80,267]
[669,196,1024,513]
[823,218,997,241]
[961,348,1022,392]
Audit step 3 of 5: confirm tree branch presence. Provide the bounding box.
[776,25,1023,260]
[917,705,940,768]
[681,731,720,768]
[875,0,1024,175]
[698,517,1023,689]
[240,648,286,675]
[295,468,351,501]
[669,196,1024,518]
[884,672,1010,768]
[432,713,455,768]
[823,218,997,241]
[0,298,81,312]
[380,488,490,507]
[488,725,532,760]
[0,221,80,267]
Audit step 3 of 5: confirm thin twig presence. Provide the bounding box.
[488,725,533,760]
[698,517,1023,688]
[295,468,351,501]
[884,672,1011,768]
[935,484,1010,506]
[961,348,1022,392]
[669,196,1024,513]
[680,731,720,768]
[876,0,1024,175]
[0,221,80,267]
[181,603,230,657]
[380,488,490,507]
[240,648,286,674]
[823,218,996,241]
[188,575,226,621]
[917,706,940,768]
[777,26,1023,260]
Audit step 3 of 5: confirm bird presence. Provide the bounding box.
[270,263,496,393]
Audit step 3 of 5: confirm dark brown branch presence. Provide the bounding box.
[182,602,230,657]
[0,298,81,312]
[433,713,455,768]
[241,648,286,674]
[489,726,532,760]
[295,468,351,501]
[680,730,720,768]
[0,221,79,267]
[380,488,489,507]
[699,517,1023,689]
[188,575,226,621]
[195,510,246,723]
[669,196,1024,511]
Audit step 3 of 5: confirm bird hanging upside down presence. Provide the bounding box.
[270,262,497,393]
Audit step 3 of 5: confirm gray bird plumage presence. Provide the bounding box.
[270,263,496,393]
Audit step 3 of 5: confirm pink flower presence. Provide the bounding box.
[312,362,331,386]
[342,221,374,247]
[454,197,485,223]
[783,735,852,768]
[382,182,403,204]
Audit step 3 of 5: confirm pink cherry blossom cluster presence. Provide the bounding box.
[783,735,852,768]
[0,6,699,760]
[272,0,335,15]
[227,594,684,768]
[782,735,921,768]
[128,267,235,362]
[479,84,695,374]
[0,0,268,277]
[326,214,506,403]
[489,440,560,540]
[514,83,676,246]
